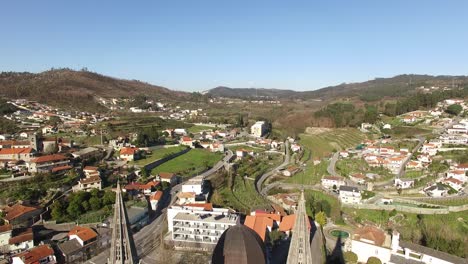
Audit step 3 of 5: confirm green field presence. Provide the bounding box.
[299,128,366,159]
[151,149,222,176]
[336,158,393,181]
[129,146,186,166]
[285,162,328,185]
[187,125,215,133]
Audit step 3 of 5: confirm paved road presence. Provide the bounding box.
[397,136,425,179]
[256,141,290,195]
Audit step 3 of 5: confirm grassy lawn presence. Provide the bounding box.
[285,162,328,185]
[387,126,432,139]
[405,170,424,179]
[75,135,102,146]
[304,190,341,220]
[129,146,186,166]
[299,128,366,159]
[151,149,222,177]
[187,125,215,133]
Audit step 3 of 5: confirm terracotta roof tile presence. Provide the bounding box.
[4,204,41,221]
[68,226,97,242]
[31,154,68,163]
[353,226,386,246]
[13,244,54,264]
[150,191,163,201]
[0,148,34,155]
[9,228,33,244]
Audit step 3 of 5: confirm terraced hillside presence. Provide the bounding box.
[299,128,366,159]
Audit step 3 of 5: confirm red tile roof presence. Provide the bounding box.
[51,165,73,173]
[68,226,97,242]
[83,166,99,171]
[0,148,34,155]
[80,176,101,185]
[4,204,41,222]
[353,226,386,246]
[244,215,273,241]
[120,147,139,155]
[31,154,68,163]
[183,203,214,211]
[13,244,55,264]
[0,224,12,233]
[159,172,175,179]
[150,191,163,201]
[9,228,33,245]
[278,214,311,232]
[181,136,192,142]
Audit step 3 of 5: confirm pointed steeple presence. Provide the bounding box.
[108,181,139,264]
[286,190,313,264]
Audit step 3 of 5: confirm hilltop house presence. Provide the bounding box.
[119,147,139,161]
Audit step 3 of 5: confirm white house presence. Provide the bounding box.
[442,178,464,191]
[424,184,448,197]
[394,178,414,189]
[321,176,346,189]
[339,186,361,204]
[383,124,392,130]
[12,244,56,264]
[446,170,467,183]
[150,191,163,211]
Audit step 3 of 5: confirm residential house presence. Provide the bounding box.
[282,166,300,177]
[402,115,417,123]
[9,228,34,253]
[0,148,34,163]
[244,214,276,242]
[420,143,439,156]
[424,184,448,197]
[12,244,56,264]
[446,170,466,183]
[349,226,393,263]
[442,178,464,191]
[176,192,196,204]
[350,173,366,185]
[157,172,177,186]
[3,204,42,227]
[123,181,160,196]
[406,160,423,170]
[72,176,102,192]
[339,186,362,204]
[290,143,301,152]
[394,178,414,189]
[321,176,346,189]
[150,191,164,211]
[119,147,139,161]
[180,136,194,148]
[454,163,468,172]
[383,124,392,130]
[27,154,70,173]
[0,224,12,253]
[181,177,209,202]
[210,142,224,153]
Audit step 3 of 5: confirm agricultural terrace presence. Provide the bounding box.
[211,155,283,214]
[129,146,186,166]
[299,128,366,159]
[336,158,394,181]
[151,149,222,177]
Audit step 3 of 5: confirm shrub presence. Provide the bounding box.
[344,251,358,263]
[367,256,382,264]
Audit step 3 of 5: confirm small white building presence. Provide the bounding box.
[321,176,346,189]
[394,178,414,189]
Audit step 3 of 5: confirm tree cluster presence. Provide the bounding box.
[51,189,116,222]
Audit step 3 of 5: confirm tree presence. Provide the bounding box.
[445,104,463,116]
[367,257,382,264]
[89,196,102,211]
[344,251,358,264]
[51,200,66,220]
[314,211,327,227]
[102,190,116,206]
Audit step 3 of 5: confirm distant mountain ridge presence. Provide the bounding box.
[0,69,188,112]
[207,74,468,101]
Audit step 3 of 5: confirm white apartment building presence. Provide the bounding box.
[251,121,267,137]
[167,204,237,250]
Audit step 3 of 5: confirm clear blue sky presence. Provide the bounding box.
[1,0,468,91]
